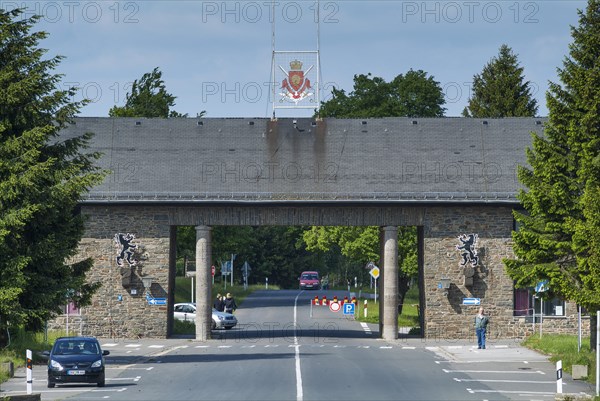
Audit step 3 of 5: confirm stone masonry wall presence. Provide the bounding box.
[422,205,590,340]
[48,206,171,338]
[49,204,589,339]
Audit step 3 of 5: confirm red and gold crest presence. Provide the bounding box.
[280,60,313,103]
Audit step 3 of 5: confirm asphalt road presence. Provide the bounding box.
[0,289,595,400]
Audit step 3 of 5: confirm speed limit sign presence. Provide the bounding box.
[329,301,341,313]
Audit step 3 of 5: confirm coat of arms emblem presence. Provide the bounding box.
[280,60,313,104]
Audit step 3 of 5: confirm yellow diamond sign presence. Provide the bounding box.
[369,266,380,279]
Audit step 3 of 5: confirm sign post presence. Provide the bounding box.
[369,263,380,304]
[535,280,549,338]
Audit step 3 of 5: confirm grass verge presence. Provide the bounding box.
[0,327,66,383]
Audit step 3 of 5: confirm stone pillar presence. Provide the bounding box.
[382,226,399,340]
[195,225,212,341]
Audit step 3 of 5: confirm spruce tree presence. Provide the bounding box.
[0,8,105,339]
[464,44,538,117]
[504,0,600,349]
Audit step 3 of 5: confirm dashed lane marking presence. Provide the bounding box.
[443,368,546,374]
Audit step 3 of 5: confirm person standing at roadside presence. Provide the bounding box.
[474,307,489,349]
[214,293,224,312]
[224,293,237,314]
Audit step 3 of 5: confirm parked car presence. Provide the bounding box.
[43,336,110,388]
[299,271,320,290]
[173,303,237,330]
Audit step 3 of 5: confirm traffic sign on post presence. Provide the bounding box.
[535,280,549,293]
[329,302,341,313]
[343,303,355,315]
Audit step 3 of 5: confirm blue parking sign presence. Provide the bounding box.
[343,303,355,315]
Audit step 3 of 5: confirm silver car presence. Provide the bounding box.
[173,303,237,330]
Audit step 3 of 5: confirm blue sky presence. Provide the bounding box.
[14,0,586,118]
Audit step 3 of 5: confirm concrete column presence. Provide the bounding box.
[382,226,398,340]
[195,225,212,341]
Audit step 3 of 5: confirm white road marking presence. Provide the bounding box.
[294,291,303,401]
[454,378,556,383]
[402,346,416,349]
[101,343,118,347]
[467,389,556,395]
[148,345,165,348]
[4,387,129,394]
[379,346,393,349]
[443,368,545,374]
[106,377,141,382]
[125,344,141,348]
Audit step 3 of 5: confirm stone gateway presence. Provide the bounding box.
[49,117,588,340]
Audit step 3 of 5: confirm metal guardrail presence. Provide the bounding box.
[82,191,518,203]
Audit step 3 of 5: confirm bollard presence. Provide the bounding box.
[364,299,368,318]
[556,360,563,394]
[26,349,32,395]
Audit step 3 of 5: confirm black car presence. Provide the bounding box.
[44,336,110,388]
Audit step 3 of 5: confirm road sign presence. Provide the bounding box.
[146,294,166,305]
[343,303,355,315]
[211,265,215,277]
[462,298,481,305]
[535,280,549,293]
[329,301,341,313]
[369,266,380,279]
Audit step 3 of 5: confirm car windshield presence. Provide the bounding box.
[302,274,318,280]
[53,340,100,355]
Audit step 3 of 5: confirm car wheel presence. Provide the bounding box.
[97,380,105,387]
[47,381,55,388]
[225,326,233,330]
[211,321,216,330]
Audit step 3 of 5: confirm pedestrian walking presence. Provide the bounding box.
[474,307,489,349]
[214,293,224,312]
[224,293,237,314]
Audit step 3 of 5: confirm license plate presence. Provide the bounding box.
[67,370,85,375]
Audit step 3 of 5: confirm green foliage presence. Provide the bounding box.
[504,1,600,349]
[0,9,105,336]
[177,226,322,289]
[319,70,446,118]
[108,67,196,118]
[0,326,65,384]
[523,334,596,383]
[463,44,538,117]
[357,286,420,328]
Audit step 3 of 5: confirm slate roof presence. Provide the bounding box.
[60,117,545,204]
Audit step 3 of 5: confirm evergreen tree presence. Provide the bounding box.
[464,44,538,117]
[319,70,445,118]
[0,9,106,340]
[504,0,600,349]
[109,67,195,118]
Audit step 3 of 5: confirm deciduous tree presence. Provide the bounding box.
[109,67,197,118]
[319,70,446,118]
